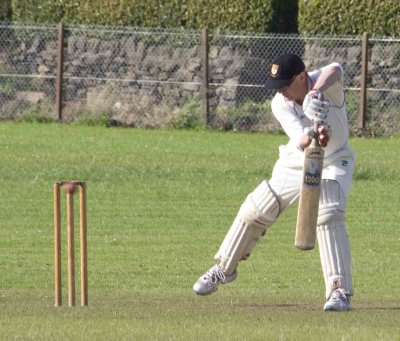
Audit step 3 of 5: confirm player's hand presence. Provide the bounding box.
[303,90,330,124]
[298,127,314,150]
[300,124,331,149]
[317,123,331,147]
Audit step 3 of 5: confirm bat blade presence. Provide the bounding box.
[295,140,324,250]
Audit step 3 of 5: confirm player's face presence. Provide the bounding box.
[277,72,307,103]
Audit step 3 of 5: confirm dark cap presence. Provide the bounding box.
[265,54,305,89]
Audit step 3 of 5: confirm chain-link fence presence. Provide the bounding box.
[0,21,399,135]
[0,23,58,121]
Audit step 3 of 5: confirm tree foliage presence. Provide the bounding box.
[299,0,400,36]
[10,0,298,33]
[5,0,400,36]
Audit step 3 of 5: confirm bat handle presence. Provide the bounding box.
[311,123,320,147]
[313,121,318,134]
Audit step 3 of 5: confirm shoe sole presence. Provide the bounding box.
[193,285,219,296]
[324,305,351,312]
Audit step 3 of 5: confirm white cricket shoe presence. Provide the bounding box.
[324,288,351,311]
[193,264,237,295]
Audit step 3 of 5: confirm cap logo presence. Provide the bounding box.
[270,64,279,78]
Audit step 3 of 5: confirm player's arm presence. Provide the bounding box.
[309,62,345,108]
[310,64,342,93]
[271,96,307,149]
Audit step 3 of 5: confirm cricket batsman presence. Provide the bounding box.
[193,54,356,311]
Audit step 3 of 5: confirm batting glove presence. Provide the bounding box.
[303,90,330,124]
[317,123,331,147]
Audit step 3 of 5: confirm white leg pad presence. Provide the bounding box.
[214,181,280,275]
[317,180,353,299]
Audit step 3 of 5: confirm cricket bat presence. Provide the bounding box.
[295,122,324,250]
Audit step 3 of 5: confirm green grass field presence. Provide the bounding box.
[0,122,399,340]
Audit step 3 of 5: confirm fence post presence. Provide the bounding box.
[200,29,210,125]
[55,22,65,121]
[359,32,368,129]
